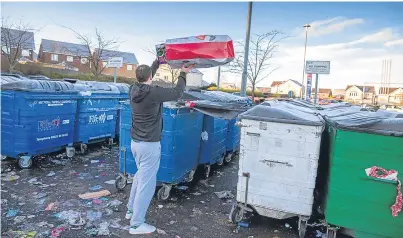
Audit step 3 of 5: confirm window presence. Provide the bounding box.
[81,57,88,64]
[21,50,30,57]
[349,91,358,97]
[127,64,133,71]
[67,56,74,62]
[51,54,59,61]
[156,73,160,77]
[164,76,168,80]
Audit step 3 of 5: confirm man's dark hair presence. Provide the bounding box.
[136,65,152,82]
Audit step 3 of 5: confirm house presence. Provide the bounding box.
[333,89,346,99]
[154,65,204,87]
[1,28,35,63]
[345,85,375,103]
[256,87,271,94]
[271,79,302,98]
[96,49,138,78]
[38,39,90,72]
[311,88,332,99]
[377,87,403,105]
[185,69,204,87]
[268,81,284,94]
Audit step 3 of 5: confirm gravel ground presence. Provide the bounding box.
[1,144,335,238]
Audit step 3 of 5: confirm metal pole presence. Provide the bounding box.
[113,68,117,83]
[240,2,253,97]
[217,66,221,91]
[301,27,308,99]
[314,74,319,105]
[362,84,366,105]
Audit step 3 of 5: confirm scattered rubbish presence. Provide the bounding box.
[45,203,56,211]
[2,172,20,181]
[89,185,103,191]
[37,221,54,228]
[28,178,38,183]
[6,209,19,217]
[92,199,102,205]
[176,185,188,191]
[1,199,8,205]
[104,180,115,185]
[90,160,99,163]
[110,218,121,228]
[157,229,167,235]
[192,192,202,196]
[36,198,46,205]
[108,199,122,207]
[285,223,291,228]
[238,221,249,228]
[13,216,26,224]
[169,220,177,225]
[39,184,50,188]
[87,211,102,221]
[274,230,279,233]
[158,205,164,209]
[214,191,235,199]
[27,215,36,219]
[191,226,199,231]
[47,171,56,177]
[98,222,111,236]
[104,208,113,216]
[69,216,86,226]
[200,201,206,204]
[33,192,48,199]
[55,210,80,221]
[233,226,240,233]
[316,230,324,237]
[209,184,215,188]
[51,227,65,238]
[6,231,37,238]
[79,189,111,199]
[248,236,254,238]
[85,227,98,236]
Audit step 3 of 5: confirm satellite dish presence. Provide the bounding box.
[80,58,88,64]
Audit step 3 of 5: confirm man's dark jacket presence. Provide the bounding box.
[130,61,187,142]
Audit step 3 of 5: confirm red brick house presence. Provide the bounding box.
[1,28,35,67]
[37,39,91,73]
[311,88,332,99]
[95,49,138,78]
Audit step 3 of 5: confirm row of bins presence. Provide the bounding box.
[116,91,246,201]
[0,79,130,168]
[229,100,403,238]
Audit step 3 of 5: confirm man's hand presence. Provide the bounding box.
[181,64,194,74]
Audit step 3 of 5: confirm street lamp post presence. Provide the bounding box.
[300,24,311,99]
[240,2,253,97]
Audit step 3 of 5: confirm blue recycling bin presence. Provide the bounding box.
[226,117,240,155]
[112,83,130,138]
[116,102,203,201]
[1,80,78,168]
[73,82,120,153]
[199,115,229,171]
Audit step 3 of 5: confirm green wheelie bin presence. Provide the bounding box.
[321,111,403,238]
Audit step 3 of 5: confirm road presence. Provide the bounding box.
[1,144,331,238]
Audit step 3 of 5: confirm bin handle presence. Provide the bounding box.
[260,159,293,167]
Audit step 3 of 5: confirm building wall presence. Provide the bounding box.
[38,49,90,73]
[277,80,301,97]
[102,63,137,78]
[345,86,364,102]
[186,73,203,87]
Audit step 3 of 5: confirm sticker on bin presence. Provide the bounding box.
[89,113,107,124]
[366,166,402,217]
[62,120,70,125]
[38,118,61,132]
[107,115,114,120]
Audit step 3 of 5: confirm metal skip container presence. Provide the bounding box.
[321,111,403,238]
[1,80,78,168]
[116,101,203,201]
[230,102,325,238]
[73,82,120,154]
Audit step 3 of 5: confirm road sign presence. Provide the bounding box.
[107,57,123,68]
[306,74,312,100]
[305,61,330,74]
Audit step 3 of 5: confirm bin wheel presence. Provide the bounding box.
[66,147,75,158]
[204,165,211,179]
[298,219,308,238]
[1,155,7,160]
[327,228,337,238]
[230,205,244,224]
[18,156,33,169]
[224,153,233,163]
[115,175,127,191]
[186,170,196,182]
[80,144,88,154]
[157,184,172,201]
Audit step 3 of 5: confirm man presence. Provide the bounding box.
[126,59,193,235]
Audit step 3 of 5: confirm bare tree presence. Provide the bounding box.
[144,46,181,85]
[1,18,36,72]
[63,26,120,80]
[225,30,285,102]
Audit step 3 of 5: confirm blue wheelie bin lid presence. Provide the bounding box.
[1,79,77,92]
[74,81,120,95]
[1,75,25,85]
